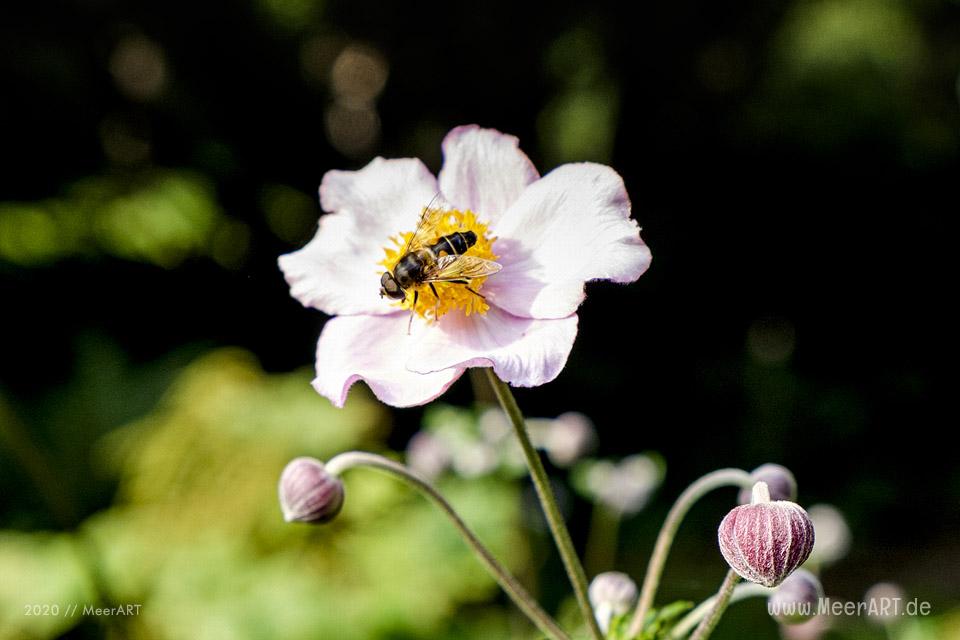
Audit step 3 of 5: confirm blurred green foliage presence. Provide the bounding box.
[0,350,531,640]
[778,0,924,77]
[0,171,246,269]
[538,27,619,166]
[752,0,957,160]
[257,0,325,30]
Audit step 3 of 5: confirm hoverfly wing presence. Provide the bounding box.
[421,254,503,282]
[402,195,448,255]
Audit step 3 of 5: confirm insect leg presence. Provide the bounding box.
[429,283,440,320]
[407,290,419,335]
[446,280,486,300]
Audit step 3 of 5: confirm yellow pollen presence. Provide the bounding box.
[379,208,498,321]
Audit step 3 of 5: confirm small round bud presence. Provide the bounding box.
[588,571,638,634]
[738,463,797,504]
[278,457,344,524]
[450,441,498,478]
[864,582,906,625]
[478,406,512,442]
[780,615,830,640]
[718,482,815,587]
[768,569,824,624]
[543,412,597,468]
[406,431,452,480]
[806,504,851,567]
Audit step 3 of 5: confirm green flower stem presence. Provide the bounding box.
[627,468,753,638]
[484,370,604,640]
[689,569,740,640]
[585,504,621,576]
[669,582,772,639]
[325,451,572,640]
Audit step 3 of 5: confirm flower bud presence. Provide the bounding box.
[780,615,830,640]
[806,504,851,567]
[406,431,452,480]
[864,582,906,625]
[278,457,344,524]
[588,571,638,634]
[768,569,824,624]
[718,482,814,587]
[738,463,797,504]
[543,412,597,468]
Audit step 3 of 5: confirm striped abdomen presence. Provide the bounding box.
[428,231,477,257]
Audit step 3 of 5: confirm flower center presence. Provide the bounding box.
[379,208,497,321]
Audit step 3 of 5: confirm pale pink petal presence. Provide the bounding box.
[319,157,439,233]
[407,307,578,388]
[279,157,438,316]
[484,163,652,319]
[313,314,464,408]
[438,125,539,226]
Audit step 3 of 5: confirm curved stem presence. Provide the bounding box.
[669,582,772,639]
[627,468,753,638]
[690,569,740,640]
[484,370,604,640]
[325,451,572,640]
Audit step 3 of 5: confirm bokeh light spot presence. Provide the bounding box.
[109,35,167,102]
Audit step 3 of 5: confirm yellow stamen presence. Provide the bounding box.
[379,208,497,321]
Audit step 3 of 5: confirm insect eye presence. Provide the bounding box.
[379,272,406,299]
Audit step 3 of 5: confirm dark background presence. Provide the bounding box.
[2,0,957,637]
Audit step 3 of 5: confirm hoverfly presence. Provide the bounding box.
[380,199,502,330]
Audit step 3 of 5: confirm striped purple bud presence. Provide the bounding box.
[279,457,345,524]
[718,482,814,587]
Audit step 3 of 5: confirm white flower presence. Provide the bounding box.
[279,125,651,407]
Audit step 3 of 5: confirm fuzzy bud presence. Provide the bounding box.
[768,569,824,624]
[588,571,638,634]
[806,504,851,567]
[781,615,830,640]
[406,431,452,480]
[738,463,797,504]
[544,412,597,468]
[718,482,815,587]
[864,582,906,625]
[278,457,345,524]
